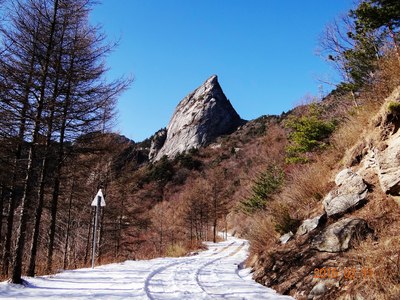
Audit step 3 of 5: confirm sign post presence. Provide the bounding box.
[91,189,106,269]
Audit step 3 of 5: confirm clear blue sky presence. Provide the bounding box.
[90,1,353,142]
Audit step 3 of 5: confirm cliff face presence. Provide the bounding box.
[149,75,244,161]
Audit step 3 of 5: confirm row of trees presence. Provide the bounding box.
[181,169,232,244]
[147,168,232,258]
[0,0,129,283]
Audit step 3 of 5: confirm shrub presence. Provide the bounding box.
[272,206,301,235]
[240,165,284,213]
[165,243,187,257]
[285,105,335,163]
[147,155,174,183]
[387,101,400,116]
[175,152,202,170]
[246,212,278,256]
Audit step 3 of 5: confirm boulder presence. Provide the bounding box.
[376,130,400,195]
[149,75,244,161]
[334,168,354,185]
[296,215,324,236]
[308,280,338,300]
[279,231,294,244]
[311,218,369,252]
[308,282,327,299]
[323,169,368,216]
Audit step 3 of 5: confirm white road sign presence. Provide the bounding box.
[91,189,106,207]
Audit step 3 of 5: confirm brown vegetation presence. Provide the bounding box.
[244,51,400,299]
[1,3,399,300]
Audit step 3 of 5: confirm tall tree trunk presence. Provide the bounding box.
[0,185,5,246]
[27,156,48,277]
[2,132,25,276]
[213,218,217,243]
[63,179,75,270]
[11,145,38,283]
[213,195,218,243]
[84,209,94,266]
[11,0,59,284]
[28,17,65,276]
[46,25,77,271]
[2,40,36,276]
[28,92,59,275]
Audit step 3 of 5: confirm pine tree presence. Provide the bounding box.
[351,0,400,61]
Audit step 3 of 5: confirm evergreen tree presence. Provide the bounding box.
[319,0,400,92]
[241,165,284,213]
[351,0,400,60]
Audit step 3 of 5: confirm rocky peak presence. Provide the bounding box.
[149,75,244,161]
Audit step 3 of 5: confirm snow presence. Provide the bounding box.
[0,236,293,299]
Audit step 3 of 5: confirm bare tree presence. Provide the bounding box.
[0,1,41,275]
[208,168,231,243]
[0,0,130,283]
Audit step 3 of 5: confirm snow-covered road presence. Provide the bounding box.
[0,236,293,299]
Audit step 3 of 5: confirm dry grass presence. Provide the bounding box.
[266,158,334,234]
[331,101,382,157]
[165,243,188,257]
[372,53,400,100]
[331,53,400,166]
[246,212,279,257]
[245,115,337,257]
[333,180,400,299]
[337,234,400,300]
[246,52,400,299]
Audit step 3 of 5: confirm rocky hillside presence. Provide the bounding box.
[249,88,400,299]
[149,75,245,161]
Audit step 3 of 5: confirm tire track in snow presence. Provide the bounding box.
[195,240,293,300]
[212,241,235,255]
[195,241,246,296]
[144,259,194,300]
[144,240,236,299]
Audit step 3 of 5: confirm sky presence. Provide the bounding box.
[90,1,354,142]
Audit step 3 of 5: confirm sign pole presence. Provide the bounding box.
[90,189,105,269]
[91,196,100,269]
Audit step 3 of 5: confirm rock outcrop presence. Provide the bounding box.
[296,215,324,236]
[149,75,244,161]
[279,231,294,244]
[349,88,400,196]
[148,129,167,161]
[376,129,400,195]
[311,218,370,252]
[322,169,368,217]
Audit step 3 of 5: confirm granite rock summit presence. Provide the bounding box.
[149,75,244,161]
